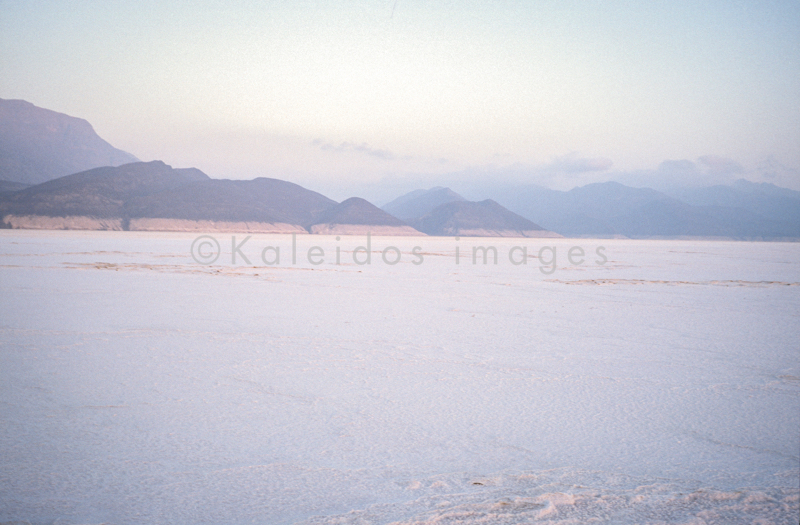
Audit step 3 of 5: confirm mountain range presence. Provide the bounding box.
[0,99,797,239]
[381,188,560,237]
[0,161,422,235]
[381,187,467,220]
[464,181,800,239]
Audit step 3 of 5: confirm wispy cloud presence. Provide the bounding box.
[697,155,744,175]
[545,152,613,174]
[755,155,799,186]
[615,155,748,189]
[658,159,696,173]
[312,139,396,160]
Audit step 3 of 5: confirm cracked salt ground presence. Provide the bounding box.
[0,232,798,524]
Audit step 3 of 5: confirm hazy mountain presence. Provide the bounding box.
[0,180,30,193]
[410,199,560,237]
[127,177,337,226]
[0,162,421,234]
[0,98,139,185]
[732,179,800,200]
[310,197,422,235]
[665,179,800,227]
[476,181,800,239]
[0,161,208,220]
[605,199,796,238]
[381,187,466,220]
[470,182,664,236]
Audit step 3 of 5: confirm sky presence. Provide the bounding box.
[1,0,799,200]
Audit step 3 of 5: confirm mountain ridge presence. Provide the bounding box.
[0,98,139,185]
[381,187,466,220]
[409,199,561,238]
[1,99,798,239]
[468,180,800,240]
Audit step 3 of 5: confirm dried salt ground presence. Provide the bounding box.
[0,231,798,524]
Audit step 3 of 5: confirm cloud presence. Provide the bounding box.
[387,154,616,193]
[546,152,614,174]
[755,155,800,187]
[615,155,747,190]
[697,155,744,175]
[311,139,395,160]
[657,159,696,173]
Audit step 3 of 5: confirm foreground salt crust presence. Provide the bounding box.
[298,471,799,524]
[0,232,797,525]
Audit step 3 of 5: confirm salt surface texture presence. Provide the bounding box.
[0,231,798,524]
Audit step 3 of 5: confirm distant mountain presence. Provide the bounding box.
[478,181,800,239]
[0,161,210,230]
[127,177,337,227]
[381,187,466,220]
[0,180,30,193]
[1,161,207,219]
[471,182,664,237]
[665,180,800,228]
[0,161,340,232]
[0,98,139,185]
[605,199,794,238]
[732,179,800,200]
[3,100,797,240]
[0,161,423,234]
[410,199,561,237]
[380,187,559,237]
[310,197,422,235]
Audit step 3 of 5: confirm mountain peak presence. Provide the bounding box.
[309,197,422,235]
[381,187,466,220]
[410,199,560,238]
[0,98,139,185]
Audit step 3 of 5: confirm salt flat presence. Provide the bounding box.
[0,231,798,524]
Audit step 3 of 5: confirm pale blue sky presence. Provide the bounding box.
[2,0,799,195]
